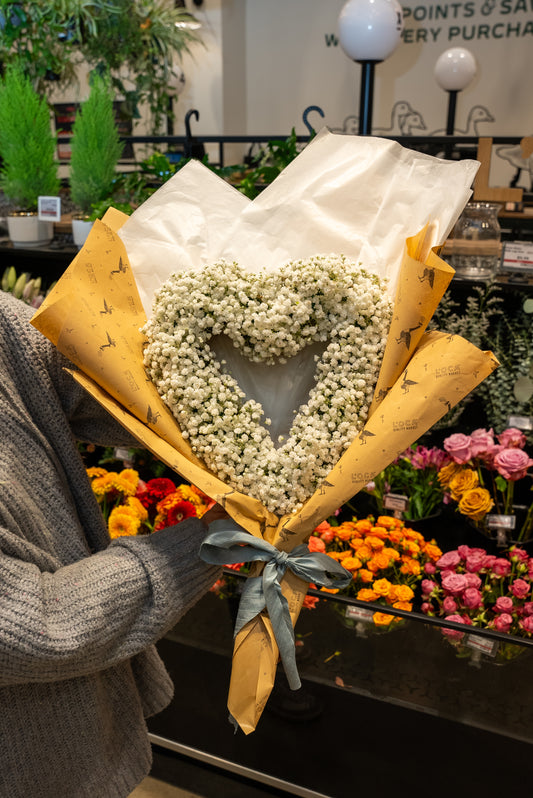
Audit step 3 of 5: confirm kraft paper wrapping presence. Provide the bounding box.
[31,213,498,734]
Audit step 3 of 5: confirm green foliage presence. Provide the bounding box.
[69,74,124,215]
[235,129,302,199]
[0,64,59,210]
[0,1,202,132]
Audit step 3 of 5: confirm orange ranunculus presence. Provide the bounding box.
[402,540,421,556]
[372,612,395,627]
[108,506,141,538]
[392,584,415,602]
[366,535,386,550]
[308,535,326,553]
[368,525,389,540]
[387,529,403,545]
[359,569,374,583]
[458,487,494,522]
[337,525,357,542]
[372,578,392,597]
[437,461,463,487]
[357,588,379,602]
[367,552,392,572]
[341,556,362,572]
[400,558,421,576]
[449,468,479,501]
[354,519,373,534]
[382,546,400,562]
[355,544,373,561]
[423,542,443,562]
[392,601,413,612]
[326,551,346,562]
[376,516,401,529]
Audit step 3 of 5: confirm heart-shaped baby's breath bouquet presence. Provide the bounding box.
[32,129,498,734]
[143,255,392,515]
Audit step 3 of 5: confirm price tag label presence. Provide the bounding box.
[38,195,61,222]
[345,605,374,622]
[485,514,516,530]
[383,493,409,512]
[466,634,498,657]
[507,414,533,431]
[502,240,533,272]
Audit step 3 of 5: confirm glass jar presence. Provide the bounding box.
[450,202,502,279]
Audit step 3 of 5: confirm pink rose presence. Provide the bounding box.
[469,428,495,457]
[463,587,483,609]
[520,615,533,633]
[442,572,468,596]
[482,554,497,569]
[441,614,466,640]
[523,602,533,616]
[498,428,527,449]
[443,596,458,613]
[464,573,482,589]
[443,433,472,464]
[510,547,529,563]
[424,562,437,575]
[421,579,437,595]
[421,602,431,614]
[465,553,486,573]
[493,613,513,632]
[492,558,512,577]
[436,550,462,570]
[494,595,514,613]
[511,578,530,600]
[494,448,533,481]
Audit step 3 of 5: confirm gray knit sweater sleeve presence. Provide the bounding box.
[0,292,221,687]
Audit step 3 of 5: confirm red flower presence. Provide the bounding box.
[166,499,197,527]
[136,477,176,509]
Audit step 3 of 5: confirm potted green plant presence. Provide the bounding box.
[69,73,124,247]
[0,63,60,247]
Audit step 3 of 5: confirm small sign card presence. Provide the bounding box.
[466,633,498,657]
[38,195,61,222]
[485,514,516,530]
[501,240,533,272]
[345,605,374,623]
[507,414,533,431]
[383,493,409,512]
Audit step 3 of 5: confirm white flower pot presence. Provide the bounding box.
[72,218,94,249]
[7,213,54,248]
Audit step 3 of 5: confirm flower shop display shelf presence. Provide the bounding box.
[148,589,533,797]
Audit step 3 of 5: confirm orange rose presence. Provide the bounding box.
[359,569,374,583]
[372,578,392,597]
[423,542,443,562]
[458,487,494,521]
[392,601,413,612]
[366,535,386,550]
[393,584,415,602]
[367,551,392,571]
[372,612,395,627]
[357,588,379,602]
[341,556,362,571]
[354,519,373,534]
[376,516,401,529]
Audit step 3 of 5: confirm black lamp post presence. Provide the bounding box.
[338,0,404,136]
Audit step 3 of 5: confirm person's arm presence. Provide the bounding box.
[0,517,220,687]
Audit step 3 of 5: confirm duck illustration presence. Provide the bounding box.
[429,105,494,136]
[495,136,533,188]
[373,101,427,135]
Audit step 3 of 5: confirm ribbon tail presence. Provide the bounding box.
[263,563,301,690]
[233,575,266,637]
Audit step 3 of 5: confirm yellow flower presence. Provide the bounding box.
[448,468,479,501]
[87,467,108,480]
[125,496,149,522]
[108,506,141,538]
[458,487,494,522]
[91,470,138,500]
[437,461,463,488]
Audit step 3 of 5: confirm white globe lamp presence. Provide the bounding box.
[338,0,404,135]
[434,47,477,135]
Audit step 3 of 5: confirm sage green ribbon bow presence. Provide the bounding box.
[200,520,353,690]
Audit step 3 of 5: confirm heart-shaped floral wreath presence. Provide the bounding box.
[142,255,392,516]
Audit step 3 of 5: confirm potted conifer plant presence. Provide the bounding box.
[69,73,124,247]
[0,64,60,247]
